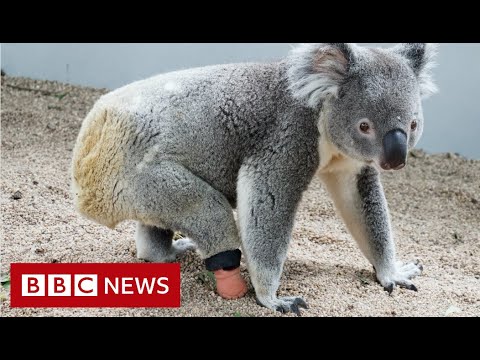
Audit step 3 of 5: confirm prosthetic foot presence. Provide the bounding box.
[205,249,247,300]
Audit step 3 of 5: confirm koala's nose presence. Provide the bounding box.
[382,129,407,170]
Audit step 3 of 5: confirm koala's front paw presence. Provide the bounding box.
[376,260,423,294]
[256,296,308,316]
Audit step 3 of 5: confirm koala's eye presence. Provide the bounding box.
[359,122,370,133]
[411,120,418,131]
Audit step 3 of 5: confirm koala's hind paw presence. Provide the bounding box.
[144,238,197,263]
[377,260,423,294]
[173,237,197,253]
[256,296,308,316]
[166,238,197,261]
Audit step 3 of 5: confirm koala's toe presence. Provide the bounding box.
[294,297,308,309]
[397,279,418,292]
[397,260,423,280]
[281,297,308,316]
[290,303,301,316]
[258,296,308,316]
[275,302,301,316]
[406,284,418,292]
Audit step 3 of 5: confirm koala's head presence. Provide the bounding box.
[287,43,438,170]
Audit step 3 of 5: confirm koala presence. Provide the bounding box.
[71,43,437,315]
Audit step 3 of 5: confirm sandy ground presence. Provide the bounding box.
[1,75,479,317]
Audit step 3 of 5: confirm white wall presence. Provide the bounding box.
[1,43,293,89]
[2,43,479,159]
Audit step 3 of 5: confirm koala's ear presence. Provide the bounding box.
[393,43,439,99]
[286,43,356,108]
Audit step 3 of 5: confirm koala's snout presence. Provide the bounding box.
[381,129,407,170]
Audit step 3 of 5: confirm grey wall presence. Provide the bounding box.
[2,43,479,159]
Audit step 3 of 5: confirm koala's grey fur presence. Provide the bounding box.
[72,43,437,314]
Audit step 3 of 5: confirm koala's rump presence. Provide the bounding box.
[71,105,132,228]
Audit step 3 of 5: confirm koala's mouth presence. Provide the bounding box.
[368,160,406,172]
[380,161,406,171]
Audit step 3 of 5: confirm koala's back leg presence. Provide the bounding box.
[132,161,241,260]
[135,223,196,263]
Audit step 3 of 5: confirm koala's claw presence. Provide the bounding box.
[384,283,394,295]
[405,283,418,292]
[257,296,308,316]
[383,281,417,294]
[415,261,424,272]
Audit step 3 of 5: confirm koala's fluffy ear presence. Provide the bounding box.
[393,43,439,98]
[286,43,356,108]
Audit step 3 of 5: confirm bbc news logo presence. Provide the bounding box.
[10,263,180,307]
[22,274,99,297]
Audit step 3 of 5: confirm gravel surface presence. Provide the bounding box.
[1,76,479,317]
